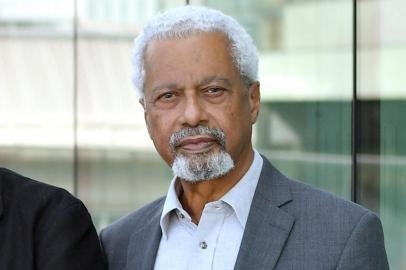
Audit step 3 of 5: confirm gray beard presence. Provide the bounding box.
[171,149,234,182]
[169,126,234,182]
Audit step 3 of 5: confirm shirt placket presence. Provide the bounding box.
[187,202,226,270]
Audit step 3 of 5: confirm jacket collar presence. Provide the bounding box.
[234,156,295,270]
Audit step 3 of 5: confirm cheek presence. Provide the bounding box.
[146,111,176,163]
[219,101,252,146]
[148,115,168,142]
[221,100,250,125]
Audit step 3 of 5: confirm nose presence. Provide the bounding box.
[180,92,208,127]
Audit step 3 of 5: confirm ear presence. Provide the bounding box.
[248,81,261,124]
[139,98,153,139]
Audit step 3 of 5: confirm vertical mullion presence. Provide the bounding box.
[73,0,79,196]
[351,0,358,203]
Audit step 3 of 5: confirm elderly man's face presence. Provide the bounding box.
[142,32,260,180]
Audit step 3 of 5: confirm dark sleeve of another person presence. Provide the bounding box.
[34,199,106,270]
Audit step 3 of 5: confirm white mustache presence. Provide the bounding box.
[169,126,226,151]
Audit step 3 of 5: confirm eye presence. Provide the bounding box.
[157,92,176,102]
[205,87,225,96]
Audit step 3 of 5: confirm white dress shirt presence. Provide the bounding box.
[153,150,263,270]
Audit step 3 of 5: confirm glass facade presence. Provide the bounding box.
[357,1,406,268]
[0,0,405,268]
[0,0,75,191]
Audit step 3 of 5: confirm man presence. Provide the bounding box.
[0,167,106,269]
[100,6,389,270]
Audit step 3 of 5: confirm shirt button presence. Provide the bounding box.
[179,213,185,219]
[199,241,208,249]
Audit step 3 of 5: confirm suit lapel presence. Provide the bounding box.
[234,157,295,270]
[126,204,163,270]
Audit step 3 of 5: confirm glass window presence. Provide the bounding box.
[358,0,406,268]
[0,0,75,191]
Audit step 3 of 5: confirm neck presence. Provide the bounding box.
[178,148,254,224]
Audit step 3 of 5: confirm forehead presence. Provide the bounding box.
[143,32,239,85]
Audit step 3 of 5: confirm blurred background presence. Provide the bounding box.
[0,0,405,268]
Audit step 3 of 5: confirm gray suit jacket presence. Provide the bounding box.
[100,157,389,269]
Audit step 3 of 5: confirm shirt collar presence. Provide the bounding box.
[160,176,185,239]
[159,149,263,239]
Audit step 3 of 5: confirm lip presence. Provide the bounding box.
[177,136,217,153]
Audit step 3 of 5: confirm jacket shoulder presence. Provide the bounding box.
[257,159,388,268]
[259,157,369,220]
[279,175,388,268]
[0,168,105,270]
[0,167,82,212]
[286,177,370,221]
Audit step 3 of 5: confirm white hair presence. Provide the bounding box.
[132,5,259,98]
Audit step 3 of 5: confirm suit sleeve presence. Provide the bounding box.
[35,201,106,270]
[336,211,389,270]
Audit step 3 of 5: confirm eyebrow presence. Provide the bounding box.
[151,83,179,94]
[198,75,232,88]
[151,75,233,94]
